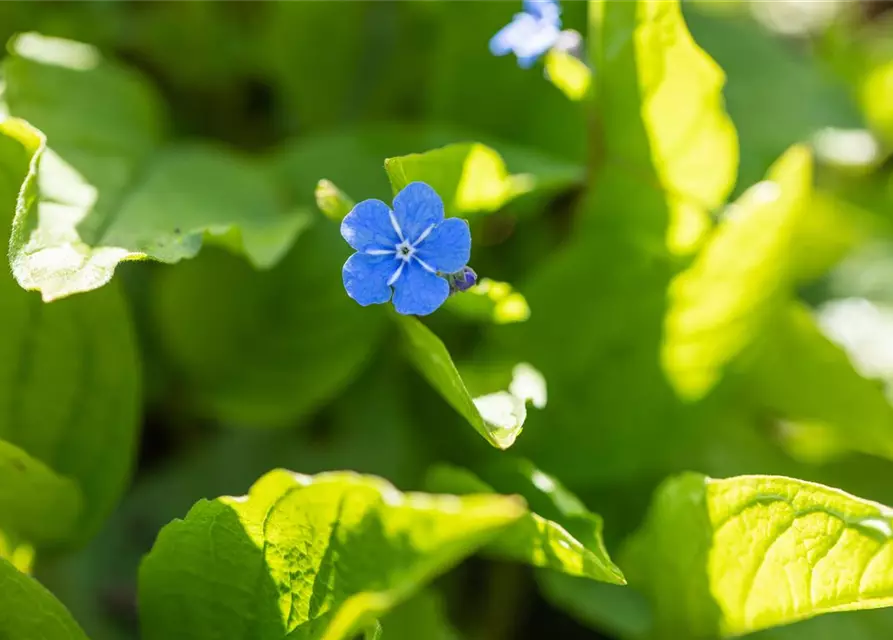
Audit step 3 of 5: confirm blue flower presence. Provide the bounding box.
[341,182,471,316]
[490,0,562,69]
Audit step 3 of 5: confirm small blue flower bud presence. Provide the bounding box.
[448,266,478,295]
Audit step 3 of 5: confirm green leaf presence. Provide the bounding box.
[426,459,625,584]
[274,124,583,222]
[684,6,864,191]
[481,0,739,488]
[741,303,893,463]
[544,49,592,101]
[0,115,141,543]
[384,142,582,216]
[538,571,651,640]
[0,556,89,639]
[138,469,524,640]
[443,278,530,325]
[0,531,34,574]
[624,473,893,637]
[260,2,368,132]
[396,315,534,449]
[588,0,738,251]
[2,34,305,300]
[662,145,812,400]
[150,221,386,428]
[0,440,82,545]
[427,1,589,161]
[315,179,356,222]
[378,590,460,640]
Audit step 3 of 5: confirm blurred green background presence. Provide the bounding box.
[2,1,893,639]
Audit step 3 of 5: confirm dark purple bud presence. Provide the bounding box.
[448,266,478,295]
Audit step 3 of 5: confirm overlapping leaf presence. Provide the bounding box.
[624,473,893,637]
[139,469,524,640]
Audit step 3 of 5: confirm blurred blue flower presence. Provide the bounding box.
[490,0,562,69]
[341,182,471,316]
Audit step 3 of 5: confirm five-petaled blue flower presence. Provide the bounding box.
[341,182,471,316]
[490,0,562,69]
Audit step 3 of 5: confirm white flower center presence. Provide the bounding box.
[395,239,415,262]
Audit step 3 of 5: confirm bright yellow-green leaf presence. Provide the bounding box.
[139,469,524,640]
[545,49,592,101]
[443,278,531,325]
[0,556,89,639]
[2,34,305,300]
[662,145,812,400]
[384,142,582,216]
[624,473,893,637]
[427,459,625,584]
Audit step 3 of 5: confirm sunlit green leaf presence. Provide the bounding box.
[0,116,141,544]
[385,142,581,216]
[443,278,530,325]
[150,221,386,428]
[396,315,534,449]
[2,34,305,300]
[0,556,89,639]
[139,469,524,640]
[624,473,893,637]
[427,459,625,584]
[662,145,812,400]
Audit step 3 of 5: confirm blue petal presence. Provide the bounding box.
[392,260,450,316]
[391,182,445,244]
[415,218,471,274]
[342,252,399,306]
[524,0,561,25]
[340,199,400,252]
[517,53,541,69]
[489,14,531,56]
[513,21,560,63]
